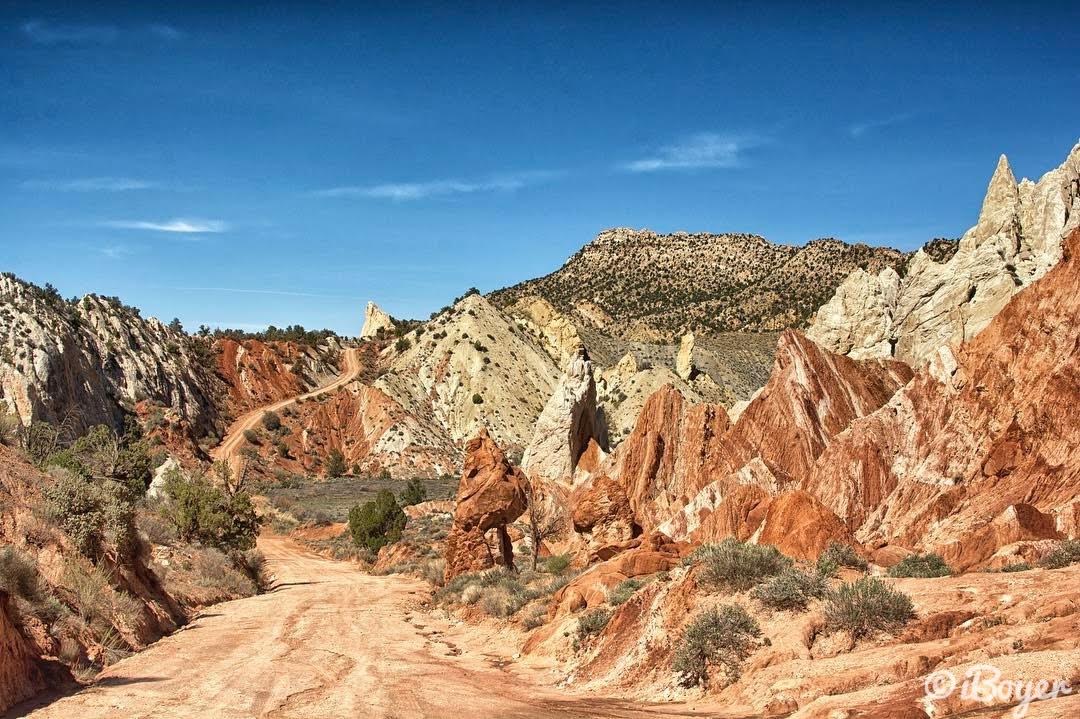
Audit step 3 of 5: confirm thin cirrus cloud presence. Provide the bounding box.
[312,170,561,201]
[21,177,160,192]
[621,133,767,173]
[19,20,185,45]
[101,218,229,234]
[848,112,917,139]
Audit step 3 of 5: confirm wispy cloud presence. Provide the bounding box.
[98,245,133,259]
[312,170,560,201]
[147,24,185,40]
[102,218,228,233]
[621,133,765,173]
[848,112,917,139]
[22,177,160,192]
[19,20,185,45]
[20,20,118,44]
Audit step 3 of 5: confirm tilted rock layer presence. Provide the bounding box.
[804,226,1080,569]
[809,142,1080,364]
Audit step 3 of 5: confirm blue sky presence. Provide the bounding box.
[2,1,1078,334]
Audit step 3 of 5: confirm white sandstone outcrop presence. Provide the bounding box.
[808,143,1080,364]
[521,348,608,484]
[359,301,395,340]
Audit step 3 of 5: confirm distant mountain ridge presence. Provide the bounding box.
[489,228,911,340]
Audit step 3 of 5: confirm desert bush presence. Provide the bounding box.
[348,489,407,552]
[823,577,915,638]
[673,605,761,687]
[135,509,178,546]
[0,546,42,602]
[608,578,643,606]
[522,605,548,630]
[324,449,347,478]
[394,337,411,352]
[542,554,571,575]
[753,567,827,610]
[243,429,259,445]
[419,558,446,587]
[1038,539,1080,569]
[817,542,868,574]
[576,607,613,640]
[188,548,257,597]
[42,467,136,560]
[689,539,791,592]
[160,469,260,551]
[230,549,271,593]
[261,411,281,432]
[1000,562,1032,573]
[399,478,427,507]
[62,559,143,636]
[887,553,951,578]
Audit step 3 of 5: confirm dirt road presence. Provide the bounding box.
[212,348,362,475]
[14,538,707,719]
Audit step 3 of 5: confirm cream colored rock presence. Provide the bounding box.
[375,293,560,451]
[521,348,607,485]
[506,295,583,365]
[0,275,220,436]
[809,143,1080,365]
[675,333,696,380]
[359,301,395,340]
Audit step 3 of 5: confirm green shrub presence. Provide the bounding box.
[399,478,427,507]
[42,467,136,560]
[348,490,407,552]
[576,607,613,640]
[243,429,259,445]
[817,542,868,574]
[324,449,347,478]
[753,568,827,610]
[261,411,281,432]
[471,393,483,405]
[395,337,411,352]
[608,578,643,606]
[823,577,915,638]
[161,469,260,551]
[887,553,952,578]
[673,605,761,687]
[689,538,792,592]
[1038,539,1080,569]
[1000,562,1032,573]
[542,554,571,575]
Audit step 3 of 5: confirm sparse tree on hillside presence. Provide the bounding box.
[325,449,347,477]
[399,478,427,507]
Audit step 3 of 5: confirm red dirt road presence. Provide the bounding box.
[212,348,362,476]
[15,537,709,719]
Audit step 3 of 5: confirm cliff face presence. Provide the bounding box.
[374,293,561,453]
[0,275,222,442]
[605,332,911,533]
[804,227,1080,569]
[808,143,1080,365]
[215,337,342,414]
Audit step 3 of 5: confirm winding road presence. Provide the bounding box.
[14,538,705,719]
[212,347,363,476]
